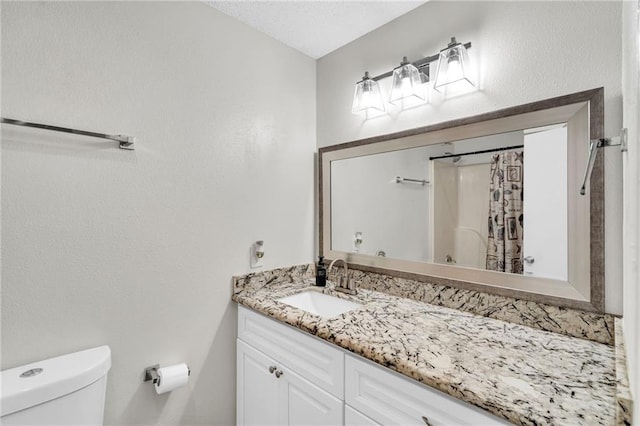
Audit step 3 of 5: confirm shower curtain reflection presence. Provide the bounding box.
[486,150,524,274]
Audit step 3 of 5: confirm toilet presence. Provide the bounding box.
[1,346,111,425]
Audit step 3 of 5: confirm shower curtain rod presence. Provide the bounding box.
[429,144,524,161]
[0,117,135,150]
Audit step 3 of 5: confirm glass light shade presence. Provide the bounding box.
[388,61,426,106]
[433,41,474,92]
[352,74,385,115]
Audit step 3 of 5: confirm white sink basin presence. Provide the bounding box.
[278,291,362,318]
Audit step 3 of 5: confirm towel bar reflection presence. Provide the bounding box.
[0,117,136,150]
[395,176,429,185]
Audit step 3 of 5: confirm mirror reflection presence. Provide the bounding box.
[330,124,569,281]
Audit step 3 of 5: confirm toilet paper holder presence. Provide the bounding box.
[144,364,191,385]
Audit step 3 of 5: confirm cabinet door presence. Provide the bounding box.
[278,366,343,426]
[237,340,279,426]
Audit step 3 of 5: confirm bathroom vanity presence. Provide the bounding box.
[237,305,509,425]
[234,89,632,425]
[233,265,626,426]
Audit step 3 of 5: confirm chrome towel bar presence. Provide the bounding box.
[1,117,135,150]
[580,128,627,195]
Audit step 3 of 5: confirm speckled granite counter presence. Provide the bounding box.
[233,265,623,426]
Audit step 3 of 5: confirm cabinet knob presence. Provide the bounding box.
[274,370,284,379]
[422,416,434,426]
[524,256,535,264]
[268,366,277,374]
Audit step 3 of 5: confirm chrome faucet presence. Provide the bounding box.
[328,258,357,295]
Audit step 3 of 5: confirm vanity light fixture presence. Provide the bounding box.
[351,37,472,115]
[433,37,474,92]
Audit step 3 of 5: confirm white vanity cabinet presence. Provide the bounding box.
[237,306,511,426]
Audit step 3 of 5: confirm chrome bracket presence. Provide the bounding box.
[118,135,136,150]
[144,364,160,384]
[598,127,628,152]
[580,128,627,196]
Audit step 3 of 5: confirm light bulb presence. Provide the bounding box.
[401,76,413,97]
[447,58,463,83]
[361,90,373,109]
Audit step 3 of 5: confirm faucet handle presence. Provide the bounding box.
[347,277,356,291]
[337,275,347,289]
[335,273,357,295]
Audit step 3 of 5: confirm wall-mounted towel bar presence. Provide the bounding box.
[395,176,429,185]
[580,128,627,195]
[0,117,135,150]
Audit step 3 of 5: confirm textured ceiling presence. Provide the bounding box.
[206,1,428,59]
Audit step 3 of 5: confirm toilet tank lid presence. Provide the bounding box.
[1,345,111,417]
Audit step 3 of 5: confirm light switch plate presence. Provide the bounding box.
[250,246,263,268]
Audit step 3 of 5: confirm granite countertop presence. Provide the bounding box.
[233,268,620,426]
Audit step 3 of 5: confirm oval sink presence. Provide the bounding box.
[278,291,362,318]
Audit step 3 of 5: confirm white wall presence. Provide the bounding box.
[330,146,431,261]
[1,2,316,425]
[454,164,490,270]
[622,0,639,420]
[317,1,623,314]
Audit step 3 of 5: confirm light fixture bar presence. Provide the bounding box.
[363,41,472,82]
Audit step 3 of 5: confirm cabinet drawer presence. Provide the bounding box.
[345,405,381,426]
[345,355,511,426]
[238,306,344,398]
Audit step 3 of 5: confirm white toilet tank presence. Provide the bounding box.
[1,346,111,425]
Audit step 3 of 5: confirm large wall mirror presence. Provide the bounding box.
[320,88,604,312]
